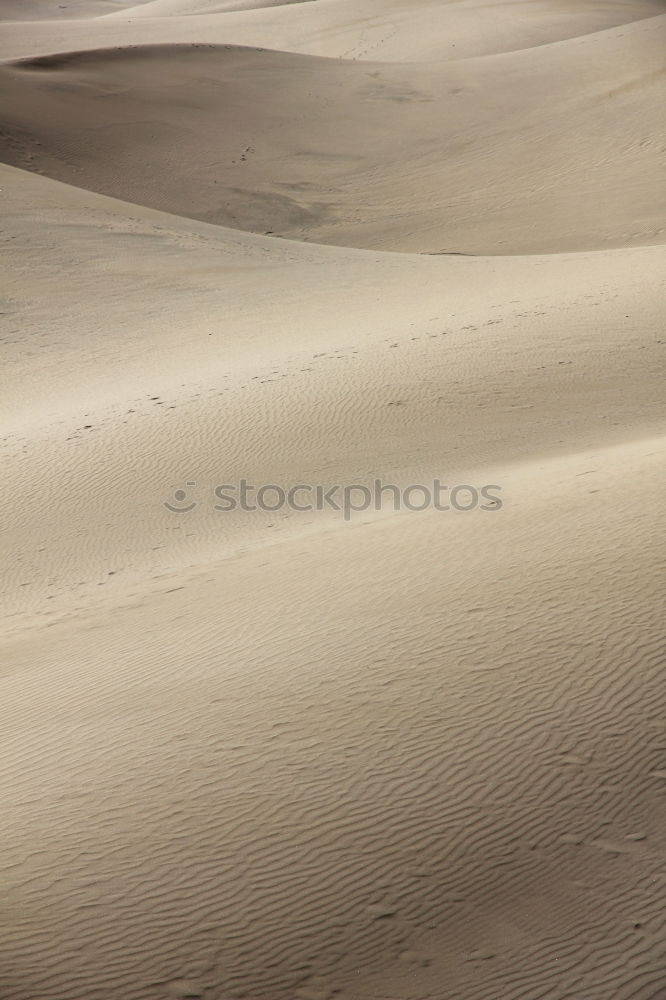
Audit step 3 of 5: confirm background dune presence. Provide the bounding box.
[0,0,155,20]
[1,17,664,253]
[100,0,666,62]
[1,2,665,1000]
[3,0,665,62]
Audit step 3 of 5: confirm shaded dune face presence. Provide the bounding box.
[0,0,310,19]
[0,0,155,19]
[0,3,665,1000]
[0,17,665,254]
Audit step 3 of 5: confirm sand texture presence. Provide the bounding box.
[1,2,665,1000]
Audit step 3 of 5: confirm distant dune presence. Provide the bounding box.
[0,0,152,20]
[1,17,664,253]
[1,3,665,1000]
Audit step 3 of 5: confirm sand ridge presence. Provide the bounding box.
[3,0,665,60]
[1,16,664,252]
[2,164,665,630]
[1,2,665,999]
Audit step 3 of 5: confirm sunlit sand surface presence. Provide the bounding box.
[1,2,665,999]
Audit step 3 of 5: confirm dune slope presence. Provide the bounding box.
[1,159,666,1000]
[2,429,665,1000]
[0,0,155,20]
[1,18,665,253]
[1,3,665,1000]
[2,0,665,61]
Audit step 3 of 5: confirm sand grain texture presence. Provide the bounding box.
[1,2,665,1000]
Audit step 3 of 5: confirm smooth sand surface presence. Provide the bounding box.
[1,16,665,252]
[1,2,665,1000]
[0,0,153,19]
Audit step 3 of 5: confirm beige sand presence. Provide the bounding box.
[1,3,665,1000]
[1,15,665,252]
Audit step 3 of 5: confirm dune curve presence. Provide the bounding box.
[1,3,665,1000]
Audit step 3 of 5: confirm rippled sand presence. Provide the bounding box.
[1,3,665,999]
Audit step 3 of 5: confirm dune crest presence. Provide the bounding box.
[1,16,664,253]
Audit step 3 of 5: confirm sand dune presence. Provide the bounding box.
[2,163,665,626]
[0,0,155,20]
[3,0,665,62]
[101,0,666,61]
[2,428,665,1000]
[111,0,319,16]
[1,16,665,253]
[1,2,665,1000]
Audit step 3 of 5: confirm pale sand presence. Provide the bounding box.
[1,16,665,252]
[1,2,665,1000]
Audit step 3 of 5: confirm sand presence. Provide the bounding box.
[1,2,665,1000]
